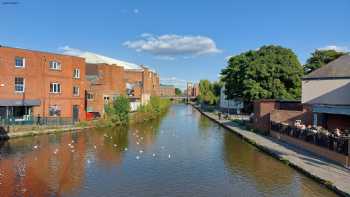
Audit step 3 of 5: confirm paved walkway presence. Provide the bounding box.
[195,106,350,196]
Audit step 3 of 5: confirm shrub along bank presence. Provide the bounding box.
[93,96,171,127]
[131,96,171,124]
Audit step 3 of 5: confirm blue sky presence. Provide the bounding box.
[0,0,349,89]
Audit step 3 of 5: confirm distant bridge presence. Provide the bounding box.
[160,96,196,100]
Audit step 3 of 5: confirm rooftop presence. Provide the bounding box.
[303,54,350,80]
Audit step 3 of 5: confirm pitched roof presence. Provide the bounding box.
[303,54,350,79]
[77,52,141,70]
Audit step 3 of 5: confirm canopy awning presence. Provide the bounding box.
[0,99,41,107]
[313,104,350,116]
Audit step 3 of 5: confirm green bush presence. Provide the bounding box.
[104,96,130,126]
[132,96,171,123]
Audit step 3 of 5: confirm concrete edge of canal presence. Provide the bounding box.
[0,126,95,140]
[191,104,350,197]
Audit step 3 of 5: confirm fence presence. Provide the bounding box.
[0,116,75,126]
[271,122,349,156]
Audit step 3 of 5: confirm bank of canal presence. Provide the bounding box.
[0,104,340,196]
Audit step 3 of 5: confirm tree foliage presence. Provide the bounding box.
[105,96,130,125]
[303,50,345,74]
[175,88,182,96]
[221,45,303,101]
[198,79,220,105]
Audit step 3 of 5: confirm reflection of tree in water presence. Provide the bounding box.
[222,131,338,197]
[129,117,162,150]
[198,115,215,139]
[222,131,295,195]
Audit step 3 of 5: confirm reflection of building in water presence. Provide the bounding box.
[0,133,87,196]
[90,128,127,167]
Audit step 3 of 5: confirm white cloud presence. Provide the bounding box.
[133,9,139,14]
[225,55,233,61]
[318,45,348,52]
[123,34,221,59]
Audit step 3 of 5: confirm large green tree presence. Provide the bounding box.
[221,45,303,101]
[303,49,345,74]
[175,88,182,96]
[198,80,217,105]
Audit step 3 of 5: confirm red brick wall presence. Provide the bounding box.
[270,110,306,124]
[0,46,86,120]
[160,86,175,97]
[86,64,125,114]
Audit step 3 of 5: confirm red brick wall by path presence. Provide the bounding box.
[0,46,86,120]
[252,100,307,132]
[160,86,175,97]
[86,63,126,114]
[252,100,277,132]
[270,110,308,125]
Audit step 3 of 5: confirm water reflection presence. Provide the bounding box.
[0,105,338,197]
[0,132,87,196]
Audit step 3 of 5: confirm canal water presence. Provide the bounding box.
[0,104,337,197]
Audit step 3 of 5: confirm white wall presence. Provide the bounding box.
[219,86,243,110]
[302,79,350,105]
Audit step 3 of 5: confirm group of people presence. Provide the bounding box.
[271,120,349,155]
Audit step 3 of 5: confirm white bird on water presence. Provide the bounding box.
[33,145,39,149]
[152,153,156,157]
[136,155,140,160]
[139,150,144,154]
[124,148,128,151]
[168,154,171,159]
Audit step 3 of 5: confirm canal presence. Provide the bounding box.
[0,104,337,196]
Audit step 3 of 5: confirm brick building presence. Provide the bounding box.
[159,85,175,97]
[186,83,199,97]
[0,46,86,123]
[76,52,160,114]
[85,63,126,115]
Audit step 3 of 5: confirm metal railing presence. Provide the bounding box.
[271,122,349,156]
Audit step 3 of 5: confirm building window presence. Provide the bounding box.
[73,86,80,96]
[104,96,110,104]
[50,83,61,93]
[73,68,80,79]
[15,57,25,68]
[86,92,94,101]
[49,61,61,70]
[15,77,25,92]
[49,105,61,116]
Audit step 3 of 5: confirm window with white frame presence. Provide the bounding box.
[15,57,25,68]
[50,83,61,93]
[49,61,61,70]
[73,86,80,96]
[73,68,80,79]
[15,77,25,92]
